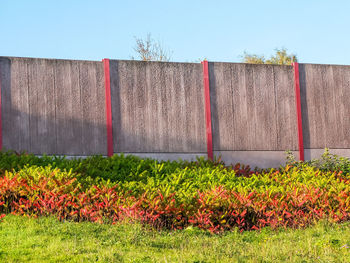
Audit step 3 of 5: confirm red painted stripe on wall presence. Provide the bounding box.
[103,59,113,157]
[202,60,213,160]
[292,62,304,161]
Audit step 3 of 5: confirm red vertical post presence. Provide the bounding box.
[202,60,213,161]
[103,58,113,157]
[292,62,304,161]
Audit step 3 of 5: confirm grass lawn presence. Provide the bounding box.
[0,216,350,262]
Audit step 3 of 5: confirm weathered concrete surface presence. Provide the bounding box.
[77,60,106,155]
[0,58,12,148]
[299,64,350,149]
[273,65,299,150]
[209,62,298,151]
[55,59,82,155]
[28,58,57,153]
[1,56,350,162]
[0,57,107,155]
[1,57,31,152]
[110,60,206,153]
[55,59,106,155]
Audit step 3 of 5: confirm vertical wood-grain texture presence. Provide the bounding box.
[209,62,298,151]
[1,57,349,156]
[1,57,106,155]
[299,64,350,149]
[110,60,206,153]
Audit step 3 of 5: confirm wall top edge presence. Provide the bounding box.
[109,59,201,66]
[0,56,101,63]
[1,56,350,68]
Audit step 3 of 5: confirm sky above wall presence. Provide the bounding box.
[1,0,349,64]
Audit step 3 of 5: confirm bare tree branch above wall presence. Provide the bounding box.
[131,33,172,62]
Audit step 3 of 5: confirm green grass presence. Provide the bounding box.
[1,215,350,262]
[1,151,350,262]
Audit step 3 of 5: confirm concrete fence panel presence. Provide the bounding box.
[109,60,206,154]
[299,63,350,149]
[209,62,298,151]
[1,57,31,152]
[0,57,107,155]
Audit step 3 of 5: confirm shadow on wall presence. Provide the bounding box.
[298,64,311,149]
[0,57,104,156]
[0,57,207,157]
[109,60,207,154]
[3,107,208,157]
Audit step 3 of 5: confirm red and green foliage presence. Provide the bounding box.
[0,151,350,232]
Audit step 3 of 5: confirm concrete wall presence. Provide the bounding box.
[208,62,299,167]
[299,64,350,149]
[109,60,206,153]
[209,62,298,151]
[0,57,106,155]
[0,56,350,168]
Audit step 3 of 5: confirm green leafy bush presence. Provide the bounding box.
[286,148,350,174]
[1,151,350,232]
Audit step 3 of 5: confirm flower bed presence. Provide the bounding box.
[0,151,350,232]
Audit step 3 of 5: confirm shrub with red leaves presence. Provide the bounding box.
[1,165,350,233]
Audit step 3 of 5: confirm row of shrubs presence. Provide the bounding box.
[0,150,350,232]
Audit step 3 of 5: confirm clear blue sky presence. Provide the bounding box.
[1,0,349,64]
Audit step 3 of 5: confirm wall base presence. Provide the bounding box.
[214,149,350,168]
[122,153,207,162]
[36,149,350,169]
[304,149,350,160]
[214,151,299,168]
